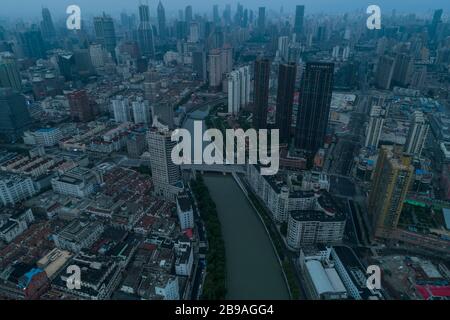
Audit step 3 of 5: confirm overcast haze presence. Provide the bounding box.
[0,0,449,19]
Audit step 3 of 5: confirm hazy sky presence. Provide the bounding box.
[0,0,449,19]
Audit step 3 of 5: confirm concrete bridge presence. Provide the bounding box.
[181,163,246,175]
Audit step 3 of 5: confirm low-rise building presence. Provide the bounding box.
[0,172,36,206]
[53,220,104,253]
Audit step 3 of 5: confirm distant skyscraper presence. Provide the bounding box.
[294,5,305,36]
[208,49,222,88]
[68,90,94,122]
[365,105,386,149]
[221,45,233,74]
[112,96,130,123]
[137,4,155,58]
[295,62,334,154]
[369,146,413,239]
[430,9,443,39]
[276,63,297,144]
[40,8,56,40]
[253,58,271,130]
[278,36,289,62]
[0,88,31,143]
[0,52,22,92]
[185,5,193,23]
[375,55,395,90]
[19,28,46,60]
[157,1,167,39]
[213,5,220,24]
[404,111,429,158]
[94,14,117,60]
[193,51,207,82]
[257,7,266,34]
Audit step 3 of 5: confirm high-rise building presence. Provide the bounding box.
[276,63,297,143]
[365,105,386,149]
[221,45,233,74]
[208,49,222,88]
[19,28,46,60]
[147,128,182,200]
[375,55,395,89]
[0,52,22,92]
[192,51,207,82]
[89,44,105,68]
[295,62,334,154]
[40,8,56,40]
[185,5,193,23]
[94,14,117,60]
[253,58,271,129]
[68,90,94,122]
[368,146,413,239]
[213,5,220,24]
[137,4,155,58]
[227,65,251,115]
[392,53,413,87]
[176,193,194,230]
[257,7,266,34]
[157,1,167,40]
[112,95,129,123]
[132,97,151,125]
[294,5,305,36]
[277,36,289,62]
[404,111,429,158]
[0,88,31,143]
[188,22,200,43]
[430,9,443,39]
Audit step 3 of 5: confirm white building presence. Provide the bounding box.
[188,22,200,43]
[53,220,104,253]
[174,241,194,277]
[132,97,151,125]
[0,172,36,206]
[89,44,105,68]
[0,208,34,243]
[51,167,97,198]
[227,65,250,114]
[154,275,179,300]
[176,193,194,230]
[23,128,62,147]
[365,105,386,148]
[278,36,289,62]
[112,95,130,123]
[405,111,429,158]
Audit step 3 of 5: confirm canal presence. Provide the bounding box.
[202,174,290,300]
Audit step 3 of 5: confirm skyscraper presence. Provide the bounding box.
[365,105,386,149]
[185,5,193,23]
[294,5,305,36]
[193,51,207,82]
[228,65,251,115]
[147,128,182,200]
[369,146,413,239]
[68,90,94,122]
[40,8,56,40]
[257,7,266,34]
[19,28,46,60]
[138,4,155,58]
[157,1,167,40]
[294,62,334,154]
[132,97,151,125]
[94,14,117,60]
[208,49,222,89]
[0,52,22,92]
[276,63,297,144]
[253,58,271,130]
[375,55,395,90]
[213,5,220,24]
[392,53,413,87]
[404,111,429,158]
[430,9,443,39]
[0,88,31,143]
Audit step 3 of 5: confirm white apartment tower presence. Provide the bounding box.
[365,105,386,149]
[405,111,429,158]
[227,65,250,114]
[132,97,151,125]
[112,96,130,123]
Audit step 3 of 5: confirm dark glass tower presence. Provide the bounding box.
[138,4,155,57]
[294,5,305,36]
[0,88,31,143]
[94,14,117,60]
[253,58,270,130]
[157,1,167,40]
[19,27,46,60]
[41,8,56,40]
[276,63,297,144]
[294,62,334,153]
